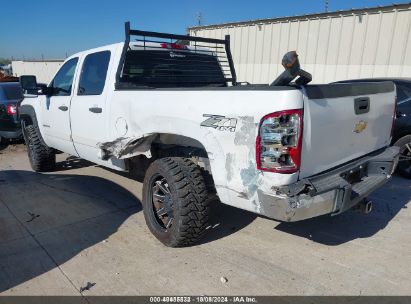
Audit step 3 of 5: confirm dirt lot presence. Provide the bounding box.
[0,143,410,296]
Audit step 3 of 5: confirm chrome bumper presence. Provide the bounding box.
[258,146,400,222]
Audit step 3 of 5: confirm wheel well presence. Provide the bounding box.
[126,134,215,189]
[19,105,37,126]
[392,132,411,145]
[20,114,34,126]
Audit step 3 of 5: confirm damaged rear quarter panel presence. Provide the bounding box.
[106,89,304,215]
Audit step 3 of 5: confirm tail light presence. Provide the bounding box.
[256,109,303,173]
[160,43,187,50]
[6,104,17,116]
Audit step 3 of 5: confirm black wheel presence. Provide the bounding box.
[142,157,211,247]
[394,135,411,179]
[24,125,56,172]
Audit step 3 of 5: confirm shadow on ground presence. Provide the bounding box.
[0,169,140,293]
[100,163,257,246]
[54,155,95,171]
[201,202,257,245]
[0,167,256,292]
[275,176,410,245]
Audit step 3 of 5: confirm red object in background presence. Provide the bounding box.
[6,104,17,115]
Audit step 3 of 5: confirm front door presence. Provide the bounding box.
[70,50,111,163]
[40,57,79,155]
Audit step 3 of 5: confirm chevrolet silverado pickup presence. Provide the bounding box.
[19,22,399,247]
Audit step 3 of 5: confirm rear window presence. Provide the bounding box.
[397,83,411,110]
[120,50,226,88]
[78,51,111,95]
[0,84,23,100]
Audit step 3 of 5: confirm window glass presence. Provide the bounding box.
[120,50,226,88]
[397,83,411,111]
[78,51,111,95]
[2,84,23,100]
[51,58,78,96]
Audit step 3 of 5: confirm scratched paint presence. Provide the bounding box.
[225,153,235,182]
[234,116,256,147]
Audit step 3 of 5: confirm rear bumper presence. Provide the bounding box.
[257,146,400,222]
[0,129,22,139]
[0,116,21,139]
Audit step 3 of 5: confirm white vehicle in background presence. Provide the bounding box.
[19,22,399,247]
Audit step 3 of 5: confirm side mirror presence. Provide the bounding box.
[19,75,38,94]
[41,86,54,96]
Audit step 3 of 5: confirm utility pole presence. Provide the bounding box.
[325,0,329,12]
[196,12,203,26]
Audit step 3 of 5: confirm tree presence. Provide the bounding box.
[0,58,11,65]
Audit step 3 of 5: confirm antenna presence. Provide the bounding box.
[325,0,329,12]
[196,12,203,26]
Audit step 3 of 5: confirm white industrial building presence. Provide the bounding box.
[12,60,64,84]
[189,3,411,84]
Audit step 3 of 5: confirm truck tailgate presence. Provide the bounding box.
[299,82,396,179]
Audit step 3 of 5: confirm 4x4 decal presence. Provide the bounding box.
[201,114,237,132]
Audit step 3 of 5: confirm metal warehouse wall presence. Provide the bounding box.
[189,3,411,84]
[12,60,64,84]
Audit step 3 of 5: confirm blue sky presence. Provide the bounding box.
[1,0,408,59]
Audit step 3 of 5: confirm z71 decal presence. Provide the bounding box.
[201,114,237,132]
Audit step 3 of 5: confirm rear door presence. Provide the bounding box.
[70,50,112,162]
[299,82,396,178]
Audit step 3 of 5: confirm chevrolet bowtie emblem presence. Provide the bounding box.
[353,121,368,133]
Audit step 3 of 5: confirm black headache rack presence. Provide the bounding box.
[115,22,237,89]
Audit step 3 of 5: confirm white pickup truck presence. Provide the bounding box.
[19,23,399,247]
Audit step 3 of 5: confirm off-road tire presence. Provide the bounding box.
[24,125,55,172]
[394,135,411,179]
[142,157,211,247]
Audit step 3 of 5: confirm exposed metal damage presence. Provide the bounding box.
[223,114,323,221]
[98,134,156,160]
[223,116,265,213]
[233,116,256,147]
[216,114,320,220]
[235,117,260,200]
[225,153,235,182]
[272,181,312,197]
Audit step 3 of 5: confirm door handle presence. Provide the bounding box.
[89,107,102,114]
[58,105,68,111]
[354,97,370,115]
